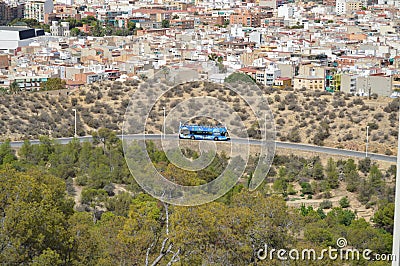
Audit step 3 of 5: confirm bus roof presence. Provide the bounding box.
[180,123,227,132]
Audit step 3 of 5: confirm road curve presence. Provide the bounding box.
[5,134,397,163]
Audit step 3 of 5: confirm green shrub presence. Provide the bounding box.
[81,188,108,205]
[300,182,313,195]
[320,200,333,209]
[339,196,350,208]
[75,175,88,186]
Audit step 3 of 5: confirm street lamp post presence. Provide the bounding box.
[365,125,369,157]
[72,108,77,137]
[392,107,400,266]
[162,107,166,139]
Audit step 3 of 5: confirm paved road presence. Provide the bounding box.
[6,134,397,163]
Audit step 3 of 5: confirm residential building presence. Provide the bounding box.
[238,64,281,86]
[230,10,261,27]
[50,21,70,37]
[0,54,9,69]
[340,74,357,94]
[364,75,392,97]
[199,15,225,26]
[55,0,74,5]
[74,72,108,84]
[262,17,284,27]
[238,66,257,80]
[277,4,295,19]
[341,74,392,96]
[323,0,336,6]
[273,77,292,89]
[377,0,400,6]
[44,4,81,24]
[24,0,53,23]
[263,63,281,86]
[325,68,341,92]
[298,64,325,78]
[100,11,129,27]
[393,74,400,92]
[170,19,194,29]
[12,75,49,91]
[135,21,162,30]
[0,1,25,25]
[293,75,325,90]
[336,0,362,15]
[259,0,277,8]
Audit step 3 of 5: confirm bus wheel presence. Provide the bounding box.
[214,137,218,141]
[191,136,195,140]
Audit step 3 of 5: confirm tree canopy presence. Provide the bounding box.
[40,78,66,91]
[0,133,393,265]
[224,72,256,84]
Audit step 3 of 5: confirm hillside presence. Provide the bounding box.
[0,79,398,155]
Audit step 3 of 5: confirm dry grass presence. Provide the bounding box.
[275,147,395,222]
[1,80,398,156]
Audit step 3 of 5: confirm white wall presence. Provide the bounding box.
[0,31,21,41]
[0,35,36,50]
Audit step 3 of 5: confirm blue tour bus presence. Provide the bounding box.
[178,122,230,141]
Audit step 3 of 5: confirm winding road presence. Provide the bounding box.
[6,134,396,163]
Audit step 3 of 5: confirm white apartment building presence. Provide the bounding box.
[249,32,262,45]
[230,24,245,38]
[50,21,70,37]
[377,0,400,6]
[336,0,362,15]
[24,0,53,23]
[336,0,346,15]
[278,5,295,19]
[255,63,281,86]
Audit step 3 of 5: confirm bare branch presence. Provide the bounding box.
[150,238,171,266]
[166,248,181,266]
[147,201,177,266]
[146,240,156,266]
[145,247,151,266]
[163,202,169,236]
[160,237,169,253]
